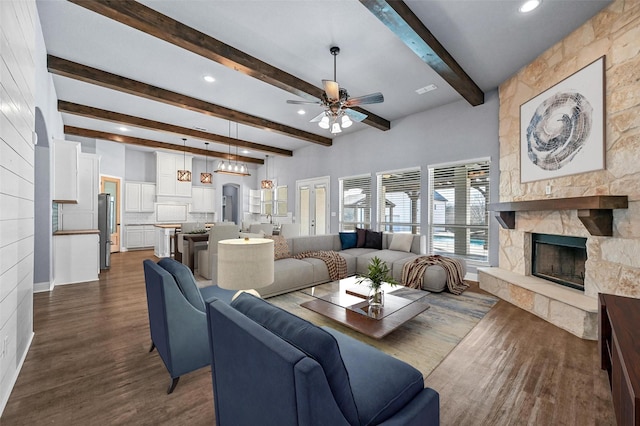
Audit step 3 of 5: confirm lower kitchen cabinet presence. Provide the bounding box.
[125,225,156,249]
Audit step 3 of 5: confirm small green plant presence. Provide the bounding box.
[356,256,397,290]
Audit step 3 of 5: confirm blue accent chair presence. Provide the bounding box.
[142,258,235,393]
[206,293,440,425]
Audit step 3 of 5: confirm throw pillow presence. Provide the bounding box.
[339,232,357,250]
[389,233,414,253]
[355,227,367,248]
[268,235,291,260]
[364,229,383,249]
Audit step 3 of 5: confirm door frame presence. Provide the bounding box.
[295,176,330,236]
[100,175,122,252]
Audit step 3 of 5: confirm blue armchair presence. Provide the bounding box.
[206,293,440,425]
[142,258,235,393]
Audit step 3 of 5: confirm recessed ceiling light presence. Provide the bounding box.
[415,84,437,95]
[203,75,215,83]
[119,126,128,132]
[519,0,541,13]
[297,109,306,115]
[241,149,250,154]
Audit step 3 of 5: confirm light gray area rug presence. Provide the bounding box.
[196,276,498,378]
[268,286,499,379]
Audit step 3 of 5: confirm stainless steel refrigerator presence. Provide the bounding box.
[98,193,113,270]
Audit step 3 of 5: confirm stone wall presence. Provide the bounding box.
[498,0,640,299]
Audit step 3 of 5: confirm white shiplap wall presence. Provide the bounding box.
[0,0,36,415]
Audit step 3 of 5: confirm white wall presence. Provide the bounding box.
[0,0,37,415]
[262,90,501,268]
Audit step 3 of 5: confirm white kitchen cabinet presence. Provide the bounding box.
[154,226,175,258]
[125,182,156,212]
[59,153,99,230]
[156,151,192,197]
[53,232,99,285]
[191,186,215,212]
[53,139,80,203]
[249,189,261,214]
[125,225,156,249]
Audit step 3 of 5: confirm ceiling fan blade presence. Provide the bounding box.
[286,99,322,105]
[344,108,368,122]
[322,80,340,102]
[345,92,384,107]
[309,111,327,123]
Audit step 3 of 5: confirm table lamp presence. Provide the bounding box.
[217,238,274,300]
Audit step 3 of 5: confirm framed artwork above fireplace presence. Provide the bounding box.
[520,56,605,183]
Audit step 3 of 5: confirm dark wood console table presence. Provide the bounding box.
[599,293,640,425]
[489,195,628,236]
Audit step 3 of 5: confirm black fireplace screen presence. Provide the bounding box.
[532,234,587,291]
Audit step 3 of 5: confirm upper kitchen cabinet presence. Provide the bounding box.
[53,139,80,203]
[125,182,156,212]
[156,151,192,197]
[59,153,100,230]
[191,186,215,213]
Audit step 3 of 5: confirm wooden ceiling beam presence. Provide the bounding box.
[48,55,330,147]
[64,126,264,165]
[58,100,293,157]
[67,0,391,132]
[360,0,484,106]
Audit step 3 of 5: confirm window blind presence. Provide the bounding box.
[339,174,372,231]
[377,168,421,234]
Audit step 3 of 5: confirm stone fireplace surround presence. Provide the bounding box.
[478,196,629,340]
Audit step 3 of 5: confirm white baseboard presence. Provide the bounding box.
[0,331,34,416]
[33,281,53,293]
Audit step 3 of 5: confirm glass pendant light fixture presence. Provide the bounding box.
[261,155,274,189]
[200,142,212,184]
[215,121,250,177]
[177,138,192,182]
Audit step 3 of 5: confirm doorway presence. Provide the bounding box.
[222,184,240,224]
[100,176,121,253]
[296,176,330,236]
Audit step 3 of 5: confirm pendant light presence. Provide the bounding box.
[177,138,192,182]
[215,121,250,177]
[200,142,212,184]
[261,155,273,189]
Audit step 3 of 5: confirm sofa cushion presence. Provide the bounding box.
[389,233,414,253]
[158,258,206,312]
[355,227,367,248]
[339,232,357,250]
[260,258,315,297]
[356,249,416,275]
[269,235,291,260]
[364,229,383,249]
[290,234,339,255]
[231,293,360,425]
[323,326,425,425]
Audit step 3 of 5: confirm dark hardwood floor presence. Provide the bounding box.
[1,250,614,425]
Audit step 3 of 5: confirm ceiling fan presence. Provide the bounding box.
[287,46,384,134]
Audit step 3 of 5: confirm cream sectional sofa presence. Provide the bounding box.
[258,233,466,298]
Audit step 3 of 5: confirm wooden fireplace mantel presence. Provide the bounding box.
[488,195,628,236]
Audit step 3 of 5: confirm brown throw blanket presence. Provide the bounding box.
[401,255,468,295]
[293,250,347,281]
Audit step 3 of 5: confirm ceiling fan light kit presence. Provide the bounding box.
[286,46,384,134]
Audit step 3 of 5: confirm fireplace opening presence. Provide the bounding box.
[531,233,587,291]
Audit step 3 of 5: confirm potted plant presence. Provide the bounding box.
[356,256,397,309]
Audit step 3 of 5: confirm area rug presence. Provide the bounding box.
[267,285,499,379]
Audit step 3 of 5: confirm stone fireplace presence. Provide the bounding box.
[531,233,587,291]
[477,1,640,341]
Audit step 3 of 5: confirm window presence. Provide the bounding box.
[339,174,371,231]
[428,159,490,262]
[377,168,421,234]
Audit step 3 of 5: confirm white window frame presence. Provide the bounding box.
[427,157,491,264]
[339,174,372,231]
[376,167,421,234]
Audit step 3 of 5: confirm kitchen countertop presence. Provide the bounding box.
[153,223,215,229]
[54,229,100,236]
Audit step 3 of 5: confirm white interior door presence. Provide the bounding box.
[296,177,330,236]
